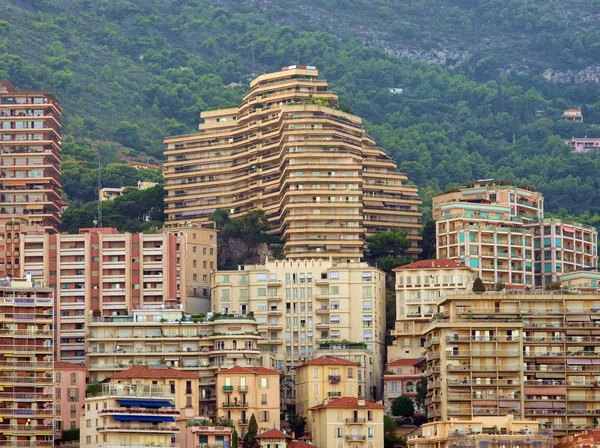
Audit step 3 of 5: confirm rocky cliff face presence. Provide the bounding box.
[217,238,274,270]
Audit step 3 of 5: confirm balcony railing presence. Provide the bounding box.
[345,435,366,441]
[345,418,366,424]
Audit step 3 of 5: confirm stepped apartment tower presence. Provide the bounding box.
[164,66,422,261]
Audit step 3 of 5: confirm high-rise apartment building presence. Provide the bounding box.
[390,259,475,360]
[211,258,386,401]
[0,277,55,448]
[434,180,597,288]
[422,291,600,436]
[21,227,216,362]
[0,80,62,233]
[86,307,269,419]
[164,66,422,261]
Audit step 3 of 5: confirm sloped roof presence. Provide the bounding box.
[300,356,359,367]
[310,397,385,410]
[55,361,86,370]
[393,259,469,271]
[218,365,280,375]
[110,366,198,380]
[256,428,291,439]
[387,358,420,367]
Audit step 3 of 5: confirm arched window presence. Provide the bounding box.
[71,372,77,385]
[406,381,414,393]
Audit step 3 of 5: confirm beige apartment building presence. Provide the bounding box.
[0,278,55,448]
[390,259,475,360]
[80,382,180,448]
[0,80,63,233]
[215,365,280,437]
[211,258,386,401]
[422,291,600,436]
[309,397,384,448]
[407,416,552,448]
[21,226,216,362]
[434,180,597,288]
[295,355,360,418]
[86,306,270,419]
[164,65,422,261]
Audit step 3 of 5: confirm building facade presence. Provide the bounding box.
[565,137,600,153]
[164,66,422,261]
[309,397,384,448]
[211,258,386,401]
[0,80,63,233]
[86,307,269,419]
[80,383,180,448]
[407,417,552,448]
[422,291,600,436]
[390,259,475,360]
[215,365,280,437]
[382,358,420,414]
[0,278,55,448]
[182,421,232,448]
[295,355,360,418]
[21,226,216,362]
[434,180,596,288]
[54,361,86,436]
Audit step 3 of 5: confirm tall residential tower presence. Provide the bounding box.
[164,66,422,261]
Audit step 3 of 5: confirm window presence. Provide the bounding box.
[86,437,91,444]
[56,387,61,399]
[336,428,343,437]
[348,368,354,378]
[259,410,269,422]
[363,301,372,312]
[368,427,374,438]
[261,393,267,405]
[368,410,373,421]
[86,419,91,428]
[257,273,267,282]
[257,287,267,297]
[56,372,62,383]
[221,289,230,301]
[329,271,339,280]
[406,381,414,393]
[362,286,373,298]
[260,377,269,388]
[363,330,373,341]
[330,285,339,295]
[71,372,78,385]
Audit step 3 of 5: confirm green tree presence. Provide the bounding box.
[243,414,260,448]
[391,395,415,419]
[231,428,239,448]
[384,415,405,448]
[473,278,486,293]
[419,220,436,260]
[287,414,307,438]
[415,376,428,416]
[366,228,412,260]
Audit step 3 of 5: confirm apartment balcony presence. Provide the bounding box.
[222,385,233,391]
[316,307,330,315]
[345,435,366,442]
[221,401,247,408]
[328,392,342,398]
[0,423,54,434]
[345,418,366,424]
[238,385,248,393]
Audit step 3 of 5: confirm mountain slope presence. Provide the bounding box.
[3,0,600,220]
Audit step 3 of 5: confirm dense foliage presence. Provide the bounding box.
[61,185,166,233]
[4,1,600,219]
[391,395,416,419]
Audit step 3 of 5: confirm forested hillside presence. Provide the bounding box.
[4,0,600,222]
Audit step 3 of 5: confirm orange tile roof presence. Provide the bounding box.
[218,365,280,375]
[387,358,420,367]
[110,366,198,380]
[54,361,86,370]
[310,397,385,410]
[393,259,469,271]
[257,428,291,439]
[299,356,359,367]
[288,442,316,448]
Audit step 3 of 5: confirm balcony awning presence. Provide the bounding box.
[113,414,176,423]
[499,401,519,408]
[526,401,554,409]
[566,315,591,322]
[326,245,341,250]
[567,359,592,365]
[364,200,384,208]
[524,386,566,395]
[566,329,592,335]
[553,402,566,409]
[473,400,496,406]
[116,399,174,408]
[1,179,27,186]
[384,201,410,207]
[535,357,563,364]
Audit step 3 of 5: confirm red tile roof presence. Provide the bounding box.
[310,397,385,410]
[387,358,420,367]
[288,442,316,448]
[257,428,291,439]
[54,361,86,370]
[299,356,359,367]
[218,365,280,375]
[393,259,469,271]
[110,366,198,380]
